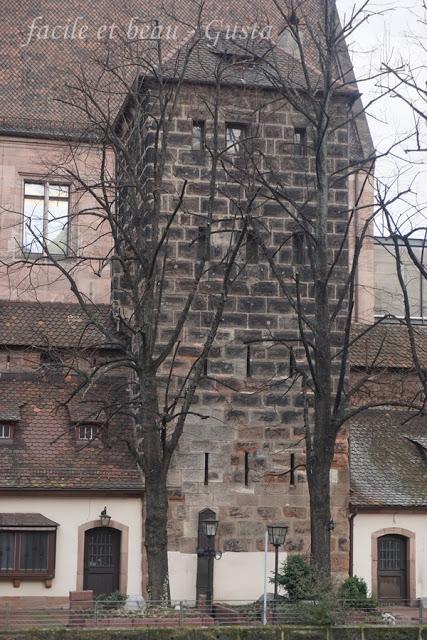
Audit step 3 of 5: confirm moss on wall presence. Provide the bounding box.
[0,626,425,640]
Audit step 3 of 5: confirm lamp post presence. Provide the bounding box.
[99,507,111,527]
[267,523,288,600]
[200,519,221,606]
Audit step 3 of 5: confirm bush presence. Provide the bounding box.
[275,554,316,601]
[95,591,127,610]
[339,576,377,610]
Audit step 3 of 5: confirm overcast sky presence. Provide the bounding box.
[337,0,427,236]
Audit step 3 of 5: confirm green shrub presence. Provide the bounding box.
[339,576,377,610]
[95,591,127,610]
[275,555,316,601]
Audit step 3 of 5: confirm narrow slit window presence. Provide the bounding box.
[292,231,305,265]
[192,120,205,151]
[203,358,208,376]
[246,344,252,378]
[204,452,209,485]
[290,453,296,486]
[244,451,249,486]
[246,230,259,264]
[293,128,307,156]
[197,226,211,261]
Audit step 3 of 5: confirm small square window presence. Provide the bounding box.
[226,124,246,155]
[293,128,307,156]
[192,121,205,151]
[0,424,13,440]
[78,425,97,441]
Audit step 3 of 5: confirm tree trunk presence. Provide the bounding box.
[144,470,169,601]
[307,454,332,575]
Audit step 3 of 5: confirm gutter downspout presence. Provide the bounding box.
[349,510,356,576]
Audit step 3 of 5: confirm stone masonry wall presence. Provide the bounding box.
[113,79,355,576]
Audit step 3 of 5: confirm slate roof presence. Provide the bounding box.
[350,323,427,369]
[350,410,427,508]
[0,513,59,528]
[0,375,141,491]
[0,301,117,349]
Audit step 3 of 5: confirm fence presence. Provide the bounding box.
[0,598,425,630]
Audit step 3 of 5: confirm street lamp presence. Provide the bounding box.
[200,519,221,606]
[202,519,219,538]
[99,507,111,527]
[268,523,288,599]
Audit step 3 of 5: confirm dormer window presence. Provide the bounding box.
[78,425,97,441]
[0,424,12,439]
[0,423,14,441]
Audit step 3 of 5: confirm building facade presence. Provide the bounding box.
[1,0,425,609]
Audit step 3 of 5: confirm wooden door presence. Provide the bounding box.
[378,535,407,603]
[84,527,121,596]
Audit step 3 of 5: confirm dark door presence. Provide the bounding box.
[84,527,121,596]
[378,535,407,603]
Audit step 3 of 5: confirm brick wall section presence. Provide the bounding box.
[113,80,356,575]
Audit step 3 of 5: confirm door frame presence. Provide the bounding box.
[371,528,415,605]
[77,519,129,593]
[83,526,121,595]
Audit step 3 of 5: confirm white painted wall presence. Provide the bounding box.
[353,512,427,598]
[0,496,143,597]
[168,550,287,603]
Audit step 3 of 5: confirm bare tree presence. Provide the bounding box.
[2,0,424,591]
[222,0,427,574]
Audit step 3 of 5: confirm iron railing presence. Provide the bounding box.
[0,598,424,630]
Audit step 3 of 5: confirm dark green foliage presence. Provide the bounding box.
[94,591,127,610]
[275,554,316,601]
[364,628,420,640]
[339,576,368,600]
[339,577,377,610]
[0,626,424,640]
[330,628,361,640]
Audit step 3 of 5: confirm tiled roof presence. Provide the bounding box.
[0,405,22,422]
[0,374,141,491]
[350,323,427,369]
[0,301,117,349]
[161,32,325,93]
[0,0,370,150]
[0,513,59,528]
[408,437,427,450]
[350,410,427,508]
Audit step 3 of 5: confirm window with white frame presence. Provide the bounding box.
[23,181,70,255]
[0,424,13,439]
[78,425,98,441]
